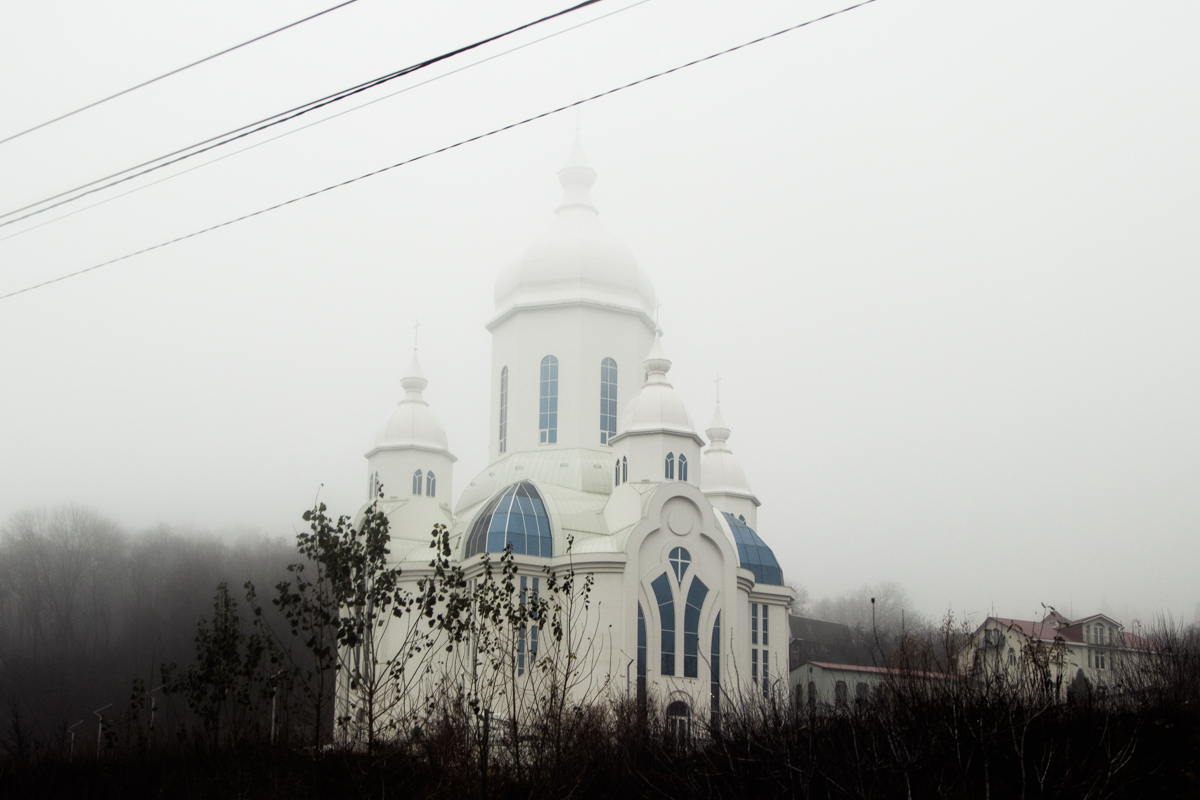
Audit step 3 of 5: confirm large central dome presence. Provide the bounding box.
[491,136,657,324]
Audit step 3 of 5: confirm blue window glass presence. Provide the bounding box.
[669,547,690,585]
[600,358,617,445]
[710,612,721,718]
[722,512,783,585]
[665,452,674,480]
[426,470,436,498]
[679,453,688,482]
[683,577,709,678]
[752,603,758,645]
[637,603,647,707]
[499,366,508,454]
[539,356,558,444]
[464,482,553,557]
[412,469,423,496]
[651,573,675,676]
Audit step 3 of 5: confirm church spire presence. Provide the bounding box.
[556,132,598,214]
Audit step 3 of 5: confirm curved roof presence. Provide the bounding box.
[721,511,782,585]
[700,404,758,502]
[613,334,701,444]
[464,481,553,557]
[491,135,656,325]
[369,352,453,457]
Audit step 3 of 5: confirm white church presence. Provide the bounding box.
[357,137,793,723]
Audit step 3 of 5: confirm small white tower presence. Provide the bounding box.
[609,334,703,487]
[365,350,456,554]
[700,403,761,528]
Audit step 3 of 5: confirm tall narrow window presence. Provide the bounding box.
[615,461,621,486]
[651,573,676,676]
[762,650,769,696]
[426,471,436,498]
[622,456,627,483]
[412,469,423,495]
[678,453,688,482]
[518,575,527,676]
[710,612,721,719]
[683,577,709,678]
[762,605,769,647]
[499,366,508,454]
[752,648,758,683]
[637,604,647,708]
[539,356,558,444]
[665,452,675,480]
[600,358,617,445]
[751,603,759,645]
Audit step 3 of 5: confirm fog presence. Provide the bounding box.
[1,0,1197,628]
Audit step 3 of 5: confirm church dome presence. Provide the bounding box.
[372,352,451,454]
[616,334,698,438]
[492,136,657,320]
[700,404,756,498]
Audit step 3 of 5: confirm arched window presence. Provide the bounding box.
[683,577,709,678]
[651,573,675,676]
[710,612,721,718]
[669,547,690,584]
[615,461,620,487]
[426,470,436,498]
[637,604,647,709]
[600,357,617,445]
[499,366,508,454]
[412,469,423,495]
[666,700,691,742]
[539,356,558,444]
[664,452,675,480]
[621,456,627,483]
[678,454,688,482]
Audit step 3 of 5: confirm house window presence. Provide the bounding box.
[499,366,508,454]
[751,603,759,645]
[622,456,627,483]
[651,573,676,676]
[426,470,436,498]
[600,358,617,445]
[412,469,423,495]
[683,578,709,678]
[539,356,558,444]
[762,605,769,647]
[665,452,675,480]
[679,453,688,482]
[615,461,620,486]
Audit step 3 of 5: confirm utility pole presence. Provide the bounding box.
[93,704,112,759]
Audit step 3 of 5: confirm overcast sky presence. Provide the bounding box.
[1,0,1197,628]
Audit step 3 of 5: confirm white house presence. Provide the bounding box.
[355,137,794,726]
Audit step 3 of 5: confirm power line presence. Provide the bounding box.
[0,0,606,230]
[0,0,654,247]
[0,0,363,147]
[0,0,880,304]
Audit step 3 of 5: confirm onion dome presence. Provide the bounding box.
[614,334,701,443]
[370,352,452,455]
[492,134,656,323]
[700,404,757,500]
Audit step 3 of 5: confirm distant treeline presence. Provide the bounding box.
[0,506,308,743]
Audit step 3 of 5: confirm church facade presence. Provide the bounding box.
[359,138,793,723]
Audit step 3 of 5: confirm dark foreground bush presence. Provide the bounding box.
[3,687,1198,800]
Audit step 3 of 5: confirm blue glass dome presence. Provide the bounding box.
[465,482,553,557]
[721,512,782,585]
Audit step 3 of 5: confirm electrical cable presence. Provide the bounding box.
[0,0,363,147]
[0,0,879,303]
[0,0,606,229]
[0,0,654,246]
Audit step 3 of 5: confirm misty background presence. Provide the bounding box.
[1,0,1198,630]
